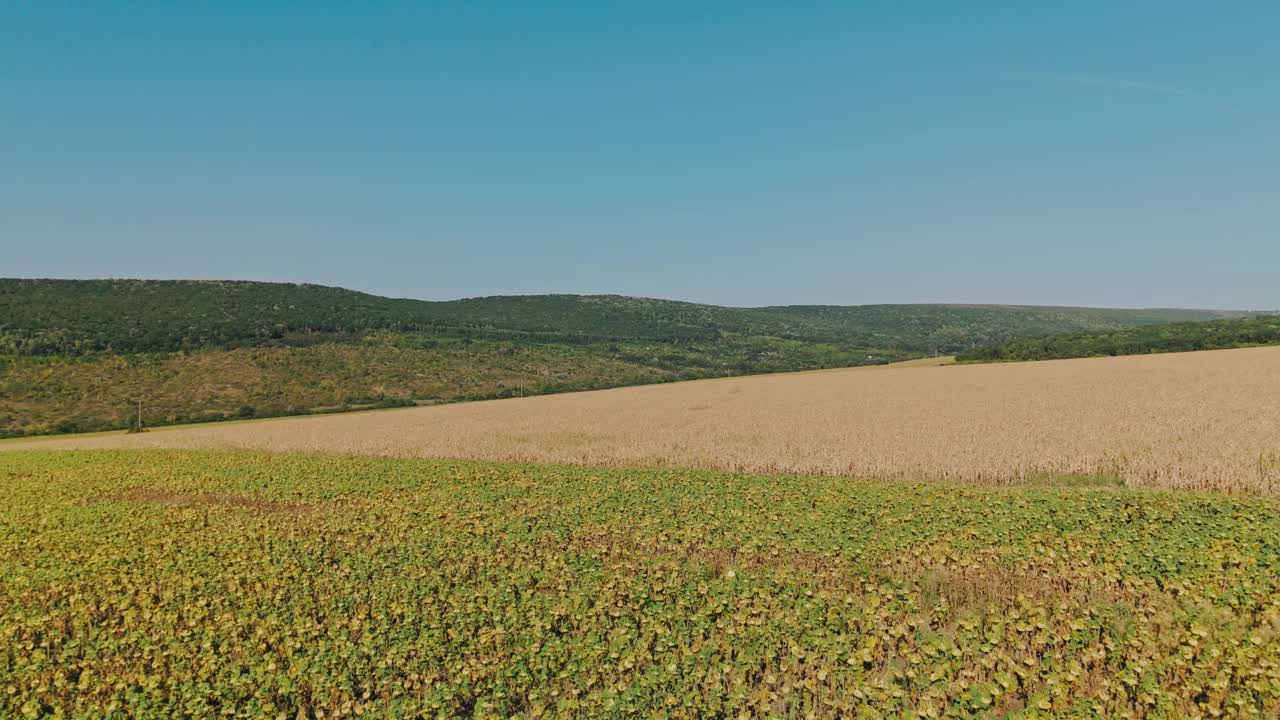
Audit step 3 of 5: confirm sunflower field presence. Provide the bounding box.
[2,450,1279,718]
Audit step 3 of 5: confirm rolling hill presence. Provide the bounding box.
[958,313,1280,363]
[0,278,1251,437]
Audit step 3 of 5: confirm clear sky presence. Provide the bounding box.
[3,2,1277,308]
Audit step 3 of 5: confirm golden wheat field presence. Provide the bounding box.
[9,346,1280,493]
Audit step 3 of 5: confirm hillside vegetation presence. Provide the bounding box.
[5,450,1279,717]
[1,279,1241,356]
[21,345,1280,494]
[958,314,1280,363]
[2,335,893,436]
[0,279,1246,437]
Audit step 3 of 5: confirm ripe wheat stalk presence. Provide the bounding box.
[10,346,1280,494]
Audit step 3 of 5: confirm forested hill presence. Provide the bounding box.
[957,314,1280,363]
[0,279,1246,356]
[0,279,1254,437]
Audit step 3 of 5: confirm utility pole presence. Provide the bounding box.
[131,398,146,433]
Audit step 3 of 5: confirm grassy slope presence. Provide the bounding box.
[0,279,1249,436]
[0,355,951,445]
[4,450,1279,717]
[958,314,1280,363]
[2,336,909,436]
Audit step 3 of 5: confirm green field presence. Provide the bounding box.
[4,451,1279,718]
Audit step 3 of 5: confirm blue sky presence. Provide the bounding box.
[3,2,1277,308]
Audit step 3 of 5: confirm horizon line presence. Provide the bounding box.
[3,276,1274,314]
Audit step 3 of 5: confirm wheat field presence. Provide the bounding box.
[8,346,1280,493]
